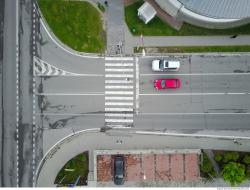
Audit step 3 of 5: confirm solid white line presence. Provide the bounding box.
[139,92,249,96]
[40,18,100,59]
[36,113,103,116]
[105,63,133,67]
[36,93,104,96]
[105,80,133,84]
[105,68,133,72]
[36,73,104,77]
[105,91,133,95]
[140,72,250,76]
[105,113,133,117]
[139,112,250,115]
[105,57,134,61]
[105,96,134,100]
[135,131,250,140]
[105,119,133,123]
[105,74,134,78]
[105,107,133,112]
[105,102,133,106]
[105,85,133,89]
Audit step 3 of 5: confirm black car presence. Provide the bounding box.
[114,156,125,185]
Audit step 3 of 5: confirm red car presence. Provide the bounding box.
[154,78,180,90]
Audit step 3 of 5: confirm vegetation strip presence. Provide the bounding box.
[38,0,106,53]
[134,46,250,53]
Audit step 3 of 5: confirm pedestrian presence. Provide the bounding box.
[230,34,238,39]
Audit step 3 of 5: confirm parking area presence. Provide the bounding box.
[95,150,200,184]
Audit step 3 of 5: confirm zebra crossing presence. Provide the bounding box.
[104,57,135,128]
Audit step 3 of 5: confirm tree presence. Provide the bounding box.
[222,162,245,186]
[243,155,250,165]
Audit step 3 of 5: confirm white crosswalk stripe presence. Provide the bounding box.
[104,57,135,128]
[105,80,133,84]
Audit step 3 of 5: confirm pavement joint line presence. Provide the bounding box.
[140,72,250,76]
[15,0,19,187]
[105,57,134,61]
[40,18,100,59]
[135,57,139,115]
[139,92,250,96]
[135,131,250,140]
[139,112,250,115]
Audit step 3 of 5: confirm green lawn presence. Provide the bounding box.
[135,45,250,53]
[55,153,89,186]
[38,0,106,53]
[125,0,250,36]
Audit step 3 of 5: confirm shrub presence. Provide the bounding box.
[201,153,213,173]
[214,153,223,162]
[223,152,240,163]
[222,162,245,186]
[243,155,250,165]
[246,165,250,179]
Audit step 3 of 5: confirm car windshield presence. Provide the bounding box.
[161,80,165,88]
[159,60,164,69]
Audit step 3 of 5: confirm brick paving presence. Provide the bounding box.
[96,153,200,183]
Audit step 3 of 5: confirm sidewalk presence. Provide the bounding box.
[106,0,125,55]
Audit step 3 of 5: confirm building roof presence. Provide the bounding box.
[138,2,157,24]
[178,0,250,19]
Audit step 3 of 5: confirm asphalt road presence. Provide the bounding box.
[2,0,18,186]
[137,55,250,130]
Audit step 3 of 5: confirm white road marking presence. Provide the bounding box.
[105,113,133,117]
[105,63,133,67]
[105,91,133,95]
[135,131,250,140]
[139,92,249,96]
[16,0,19,186]
[140,72,250,76]
[105,80,133,84]
[105,68,133,72]
[105,85,133,89]
[105,107,133,112]
[105,96,134,100]
[139,112,250,115]
[106,125,132,128]
[135,57,139,115]
[105,57,134,61]
[105,119,133,123]
[36,93,104,96]
[105,102,133,106]
[105,74,134,78]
